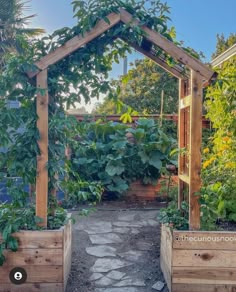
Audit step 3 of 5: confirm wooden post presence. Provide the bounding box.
[160,90,164,127]
[189,70,202,230]
[178,79,186,209]
[36,69,49,227]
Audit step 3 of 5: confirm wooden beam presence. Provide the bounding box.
[120,37,186,79]
[120,9,215,81]
[36,69,49,227]
[28,13,121,77]
[211,43,236,68]
[178,79,187,209]
[180,95,191,109]
[189,70,202,230]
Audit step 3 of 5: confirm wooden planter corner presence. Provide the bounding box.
[0,219,72,292]
[160,224,236,292]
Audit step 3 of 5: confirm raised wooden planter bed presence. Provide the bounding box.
[160,224,236,292]
[125,176,178,202]
[0,219,72,292]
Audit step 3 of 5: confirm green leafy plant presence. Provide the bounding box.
[47,208,74,230]
[70,118,175,196]
[95,58,179,116]
[61,163,104,208]
[0,202,74,266]
[0,204,41,265]
[159,201,189,230]
[0,0,204,267]
[200,56,236,226]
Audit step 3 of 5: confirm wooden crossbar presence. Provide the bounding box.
[120,37,187,79]
[120,9,215,81]
[28,13,121,78]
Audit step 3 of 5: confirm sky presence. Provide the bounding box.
[30,0,236,110]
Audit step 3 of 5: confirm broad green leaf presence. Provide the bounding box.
[105,160,124,176]
[149,152,162,169]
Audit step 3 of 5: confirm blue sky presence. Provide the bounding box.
[30,0,235,110]
[31,0,235,61]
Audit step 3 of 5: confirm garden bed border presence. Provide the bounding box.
[160,224,236,292]
[0,218,72,292]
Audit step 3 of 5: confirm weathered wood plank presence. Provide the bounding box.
[0,221,71,291]
[63,220,72,291]
[160,254,171,290]
[128,186,162,191]
[172,267,236,285]
[126,180,168,201]
[10,230,63,249]
[0,283,63,292]
[3,249,63,266]
[178,79,187,208]
[161,227,236,291]
[172,249,236,268]
[160,225,172,291]
[0,266,63,283]
[173,231,236,250]
[189,70,203,230]
[29,13,121,77]
[120,9,215,81]
[172,283,236,292]
[36,69,49,227]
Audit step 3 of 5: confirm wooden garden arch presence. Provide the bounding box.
[28,9,216,230]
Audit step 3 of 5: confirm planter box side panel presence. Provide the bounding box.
[172,230,236,291]
[172,283,236,292]
[0,221,72,292]
[173,231,236,250]
[63,219,72,291]
[160,224,172,291]
[1,230,64,249]
[126,180,163,201]
[0,283,64,292]
[126,177,178,201]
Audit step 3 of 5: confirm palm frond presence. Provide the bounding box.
[16,27,45,36]
[0,0,45,57]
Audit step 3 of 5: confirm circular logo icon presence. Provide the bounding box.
[9,267,27,285]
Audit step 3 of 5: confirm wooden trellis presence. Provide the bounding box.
[28,8,215,230]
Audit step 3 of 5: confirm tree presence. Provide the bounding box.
[95,58,178,114]
[0,0,44,69]
[212,33,236,59]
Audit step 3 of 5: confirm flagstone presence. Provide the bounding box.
[90,258,133,273]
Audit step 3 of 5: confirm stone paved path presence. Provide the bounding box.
[66,205,168,292]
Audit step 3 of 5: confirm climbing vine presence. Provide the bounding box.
[0,0,204,263]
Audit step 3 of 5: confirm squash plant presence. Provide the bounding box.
[70,118,175,196]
